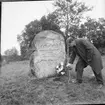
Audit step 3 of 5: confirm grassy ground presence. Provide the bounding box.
[0,56,105,105]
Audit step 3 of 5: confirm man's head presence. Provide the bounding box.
[66,37,76,47]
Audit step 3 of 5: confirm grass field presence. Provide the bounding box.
[0,56,105,105]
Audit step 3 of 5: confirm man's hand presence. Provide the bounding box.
[66,63,71,67]
[66,63,73,70]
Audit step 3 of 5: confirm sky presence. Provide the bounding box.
[1,0,105,55]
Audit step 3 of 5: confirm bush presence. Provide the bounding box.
[98,48,105,55]
[1,55,22,63]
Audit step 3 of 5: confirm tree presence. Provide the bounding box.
[17,0,94,58]
[40,14,62,34]
[17,20,42,59]
[17,20,42,48]
[17,13,62,59]
[71,17,105,55]
[4,47,18,56]
[53,0,92,37]
[81,18,105,48]
[4,47,19,62]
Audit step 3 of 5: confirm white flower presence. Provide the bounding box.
[56,62,64,74]
[61,72,65,75]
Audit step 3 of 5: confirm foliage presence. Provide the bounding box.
[3,47,21,63]
[17,0,105,58]
[85,18,105,48]
[17,13,62,59]
[98,48,105,55]
[68,17,105,55]
[20,45,29,60]
[17,20,41,59]
[4,47,18,56]
[80,18,105,49]
[53,0,92,37]
[63,16,105,55]
[17,0,92,59]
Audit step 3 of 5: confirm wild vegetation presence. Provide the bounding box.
[0,56,105,105]
[16,0,105,59]
[1,0,105,61]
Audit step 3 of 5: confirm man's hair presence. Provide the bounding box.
[66,37,74,44]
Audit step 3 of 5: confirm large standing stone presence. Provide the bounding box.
[30,30,66,78]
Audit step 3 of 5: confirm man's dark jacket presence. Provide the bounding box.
[69,38,103,74]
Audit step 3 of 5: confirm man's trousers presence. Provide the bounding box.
[75,58,103,84]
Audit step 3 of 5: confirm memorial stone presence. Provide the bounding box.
[30,30,66,78]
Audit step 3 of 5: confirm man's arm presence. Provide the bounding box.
[66,39,76,64]
[69,48,76,64]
